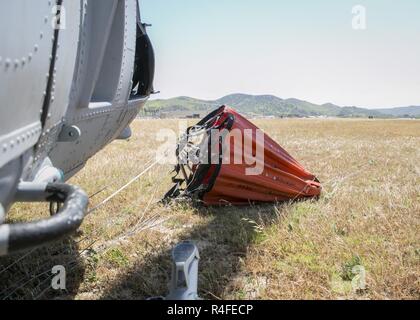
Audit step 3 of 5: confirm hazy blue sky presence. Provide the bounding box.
[141,0,420,108]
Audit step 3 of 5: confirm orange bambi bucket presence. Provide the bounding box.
[165,106,321,205]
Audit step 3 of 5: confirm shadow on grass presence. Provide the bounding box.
[100,203,279,300]
[0,235,85,300]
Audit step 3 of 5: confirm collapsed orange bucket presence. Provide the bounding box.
[165,106,321,205]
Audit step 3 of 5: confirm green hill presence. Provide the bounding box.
[376,106,420,118]
[143,94,420,118]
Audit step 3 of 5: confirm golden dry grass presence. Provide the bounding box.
[0,118,419,300]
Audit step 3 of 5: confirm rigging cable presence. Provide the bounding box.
[87,151,170,215]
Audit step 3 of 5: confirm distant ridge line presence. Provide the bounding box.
[143,94,420,118]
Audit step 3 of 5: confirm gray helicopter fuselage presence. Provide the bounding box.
[0,0,154,215]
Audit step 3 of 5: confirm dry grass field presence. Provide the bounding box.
[0,118,419,300]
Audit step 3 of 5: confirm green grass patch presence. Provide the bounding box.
[103,248,130,268]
